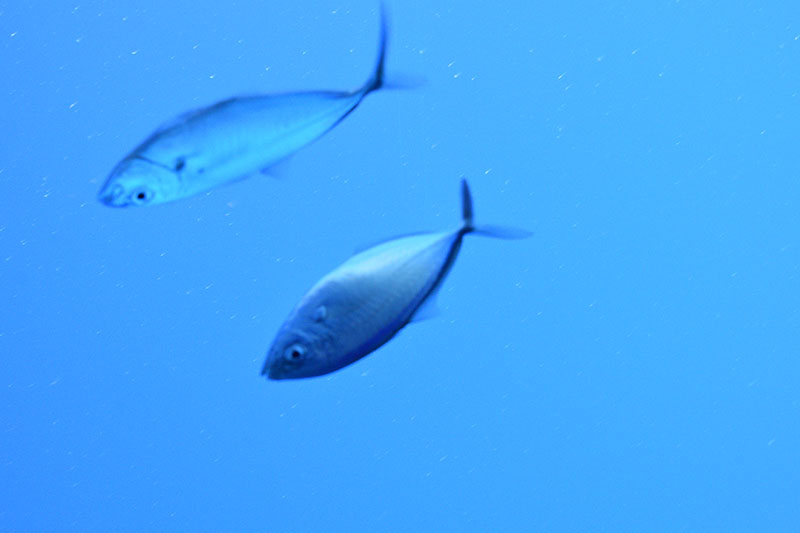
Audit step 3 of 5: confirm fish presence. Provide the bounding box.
[263,180,532,380]
[98,7,390,207]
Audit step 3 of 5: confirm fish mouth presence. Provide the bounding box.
[263,358,307,380]
[265,364,287,380]
[261,354,283,380]
[98,183,127,207]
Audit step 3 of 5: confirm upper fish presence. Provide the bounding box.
[263,180,532,380]
[99,7,390,207]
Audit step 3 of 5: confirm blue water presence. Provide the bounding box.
[2,1,799,531]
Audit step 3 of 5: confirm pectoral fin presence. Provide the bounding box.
[410,292,441,323]
[260,155,294,179]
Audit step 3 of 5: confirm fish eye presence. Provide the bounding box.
[174,158,186,171]
[130,187,154,205]
[284,343,306,363]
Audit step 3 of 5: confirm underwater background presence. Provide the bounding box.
[2,0,799,530]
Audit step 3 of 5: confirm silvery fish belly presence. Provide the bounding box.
[98,8,388,208]
[263,180,532,380]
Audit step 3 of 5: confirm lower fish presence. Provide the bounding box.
[263,180,531,380]
[99,7,390,207]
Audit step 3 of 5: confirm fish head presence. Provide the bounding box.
[98,155,181,207]
[264,302,336,380]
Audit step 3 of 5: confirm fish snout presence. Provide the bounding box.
[98,182,127,207]
[267,365,284,380]
[262,349,284,380]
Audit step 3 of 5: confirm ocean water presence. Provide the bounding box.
[2,0,799,530]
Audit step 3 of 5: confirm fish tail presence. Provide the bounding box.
[361,4,426,95]
[461,179,474,231]
[363,2,388,95]
[461,179,533,239]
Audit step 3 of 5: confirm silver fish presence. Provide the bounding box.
[99,9,389,207]
[263,180,531,380]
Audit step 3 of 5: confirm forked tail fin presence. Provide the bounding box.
[460,179,532,239]
[461,179,474,231]
[360,3,426,96]
[362,3,388,95]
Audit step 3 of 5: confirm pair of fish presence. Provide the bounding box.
[99,8,531,380]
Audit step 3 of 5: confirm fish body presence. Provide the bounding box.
[99,10,387,207]
[263,180,531,380]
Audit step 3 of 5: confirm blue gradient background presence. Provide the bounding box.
[2,1,799,530]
